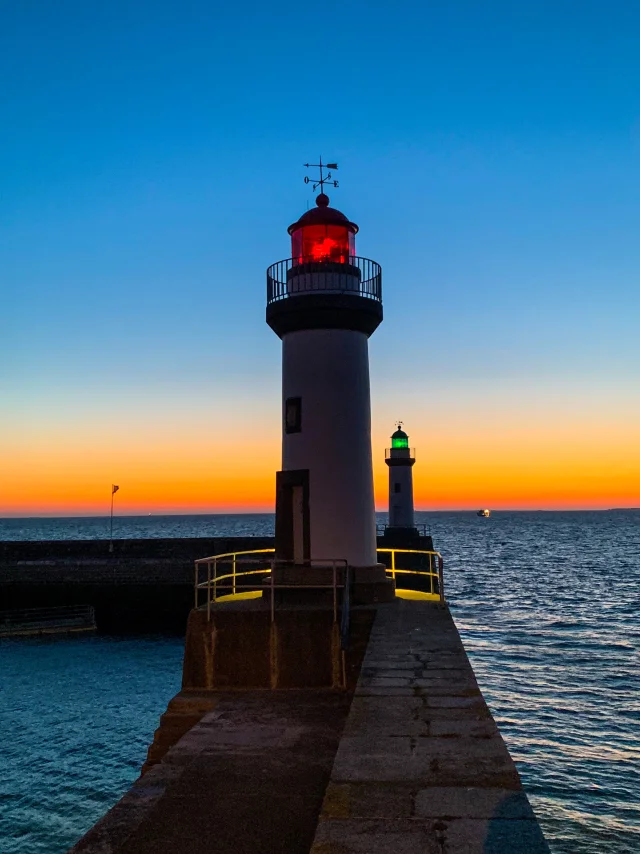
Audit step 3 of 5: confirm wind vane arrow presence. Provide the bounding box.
[303,156,339,193]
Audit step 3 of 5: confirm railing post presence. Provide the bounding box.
[232,553,236,596]
[270,559,275,623]
[332,562,337,623]
[391,549,396,580]
[207,561,212,621]
[194,562,198,610]
[438,556,445,605]
[429,552,434,596]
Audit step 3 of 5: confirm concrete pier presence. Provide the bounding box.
[68,599,549,853]
[0,537,274,632]
[312,601,549,853]
[71,691,352,854]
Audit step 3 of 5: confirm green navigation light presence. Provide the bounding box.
[391,436,409,449]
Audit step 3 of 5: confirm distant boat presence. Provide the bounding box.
[477,509,491,517]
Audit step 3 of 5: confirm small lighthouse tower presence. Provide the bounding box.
[386,424,416,530]
[379,423,434,553]
[266,163,392,600]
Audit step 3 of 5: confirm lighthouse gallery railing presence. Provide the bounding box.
[266,256,382,304]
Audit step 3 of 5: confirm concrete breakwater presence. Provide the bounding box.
[0,537,274,633]
[69,600,549,854]
[0,534,434,633]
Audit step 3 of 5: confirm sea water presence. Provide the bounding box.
[1,511,638,853]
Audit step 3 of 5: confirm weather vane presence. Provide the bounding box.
[304,156,339,193]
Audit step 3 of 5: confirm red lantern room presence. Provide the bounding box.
[288,193,358,265]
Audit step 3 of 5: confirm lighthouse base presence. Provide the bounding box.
[272,562,395,605]
[379,527,434,551]
[181,602,376,692]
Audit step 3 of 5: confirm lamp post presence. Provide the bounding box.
[109,484,119,553]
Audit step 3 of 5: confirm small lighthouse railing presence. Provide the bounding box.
[377,522,430,536]
[385,448,416,459]
[266,256,382,304]
[377,548,444,602]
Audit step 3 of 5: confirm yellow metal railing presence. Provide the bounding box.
[194,546,444,615]
[377,548,444,603]
[194,550,351,623]
[194,549,275,617]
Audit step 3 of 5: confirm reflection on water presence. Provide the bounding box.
[1,510,639,853]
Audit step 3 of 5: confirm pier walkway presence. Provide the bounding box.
[69,600,549,853]
[312,601,549,853]
[70,691,351,854]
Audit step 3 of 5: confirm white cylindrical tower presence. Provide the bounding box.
[386,425,416,529]
[266,192,383,572]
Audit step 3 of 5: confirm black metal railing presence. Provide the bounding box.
[267,256,382,305]
[376,522,430,537]
[385,447,416,459]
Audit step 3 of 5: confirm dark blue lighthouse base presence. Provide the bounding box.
[377,528,434,551]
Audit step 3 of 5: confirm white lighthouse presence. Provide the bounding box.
[386,424,416,530]
[267,172,392,600]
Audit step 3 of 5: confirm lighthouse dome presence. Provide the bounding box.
[391,425,409,449]
[288,194,358,264]
[288,194,359,233]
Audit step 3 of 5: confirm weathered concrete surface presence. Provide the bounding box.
[68,599,549,854]
[182,603,374,690]
[140,603,374,774]
[311,600,549,853]
[69,691,352,854]
[141,690,219,774]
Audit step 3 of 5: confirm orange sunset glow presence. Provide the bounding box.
[2,392,637,516]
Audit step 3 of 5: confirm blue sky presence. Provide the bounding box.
[2,1,639,512]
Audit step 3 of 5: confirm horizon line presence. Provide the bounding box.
[1,507,638,520]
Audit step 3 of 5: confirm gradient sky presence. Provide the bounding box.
[2,0,639,515]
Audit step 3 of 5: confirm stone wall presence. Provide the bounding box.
[0,537,274,633]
